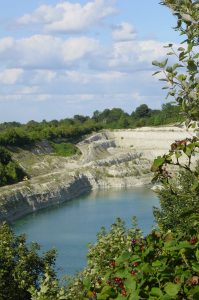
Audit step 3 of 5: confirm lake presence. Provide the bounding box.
[13,187,159,276]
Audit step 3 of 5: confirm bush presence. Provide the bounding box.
[154,167,199,233]
[0,224,57,300]
[0,147,27,187]
[65,219,199,299]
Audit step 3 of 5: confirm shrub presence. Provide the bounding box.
[0,224,57,300]
[64,219,199,299]
[0,147,27,187]
[154,167,199,233]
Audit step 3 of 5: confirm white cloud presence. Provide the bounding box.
[0,33,170,73]
[0,68,24,84]
[16,86,39,95]
[65,71,90,84]
[0,37,14,53]
[62,37,99,63]
[112,22,137,42]
[31,70,57,84]
[0,35,99,69]
[106,40,168,71]
[16,0,117,33]
[65,70,126,83]
[95,71,126,81]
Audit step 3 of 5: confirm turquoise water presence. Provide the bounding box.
[13,187,159,276]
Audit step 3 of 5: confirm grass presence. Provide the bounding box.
[51,142,81,157]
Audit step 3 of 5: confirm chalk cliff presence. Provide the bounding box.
[0,126,194,222]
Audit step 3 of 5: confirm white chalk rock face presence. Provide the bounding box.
[0,126,196,222]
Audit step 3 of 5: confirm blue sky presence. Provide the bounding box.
[0,0,180,122]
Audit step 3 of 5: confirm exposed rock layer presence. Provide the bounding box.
[0,126,194,222]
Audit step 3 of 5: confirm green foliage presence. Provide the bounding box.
[151,0,199,235]
[153,0,199,126]
[51,142,81,157]
[0,118,102,148]
[30,272,66,300]
[0,146,26,187]
[65,219,199,299]
[0,128,33,147]
[61,1,199,299]
[0,223,57,300]
[154,168,199,233]
[151,135,199,233]
[92,105,183,129]
[0,1,198,299]
[0,103,183,150]
[134,104,151,118]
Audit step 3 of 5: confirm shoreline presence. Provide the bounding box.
[0,172,152,223]
[0,126,193,223]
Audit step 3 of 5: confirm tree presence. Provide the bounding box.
[0,147,26,187]
[0,224,57,300]
[73,115,89,123]
[151,0,199,231]
[153,0,199,127]
[92,110,100,121]
[134,104,151,118]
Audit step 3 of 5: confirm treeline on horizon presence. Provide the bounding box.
[0,103,183,148]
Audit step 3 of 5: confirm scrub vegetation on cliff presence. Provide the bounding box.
[0,147,27,187]
[0,103,182,187]
[0,0,199,299]
[0,103,182,149]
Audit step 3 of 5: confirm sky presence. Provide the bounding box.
[0,0,180,123]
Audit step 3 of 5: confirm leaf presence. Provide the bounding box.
[125,276,136,291]
[131,255,141,262]
[83,278,91,289]
[178,241,194,249]
[116,252,131,263]
[115,269,129,278]
[115,295,125,300]
[191,181,199,191]
[196,250,199,262]
[172,63,184,70]
[193,53,199,59]
[178,47,185,51]
[128,291,139,300]
[151,157,166,172]
[192,263,199,273]
[164,283,181,297]
[166,67,173,73]
[97,286,114,299]
[152,60,161,67]
[177,74,186,81]
[184,144,194,157]
[152,260,163,267]
[164,44,173,48]
[189,285,199,297]
[141,263,153,274]
[152,59,168,68]
[153,71,161,76]
[175,151,182,159]
[160,59,168,68]
[188,60,197,73]
[150,287,163,297]
[179,52,185,61]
